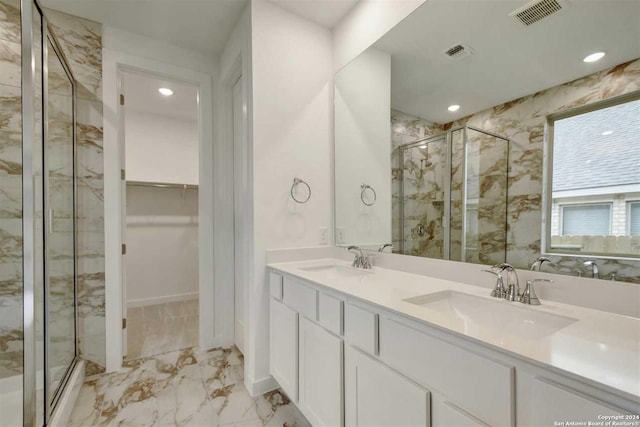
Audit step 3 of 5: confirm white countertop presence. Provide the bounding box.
[268,258,640,402]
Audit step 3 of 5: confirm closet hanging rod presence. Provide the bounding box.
[126,180,198,190]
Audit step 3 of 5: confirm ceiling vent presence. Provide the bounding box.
[510,0,564,26]
[444,44,474,60]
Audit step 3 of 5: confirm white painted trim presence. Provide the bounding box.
[127,292,198,308]
[49,361,85,427]
[245,374,278,398]
[103,48,215,372]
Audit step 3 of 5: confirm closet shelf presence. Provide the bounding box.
[126,180,198,190]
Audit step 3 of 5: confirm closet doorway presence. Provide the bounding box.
[120,71,200,360]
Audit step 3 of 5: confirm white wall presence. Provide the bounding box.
[332,0,427,71]
[125,186,199,306]
[248,0,333,393]
[125,110,199,184]
[335,47,391,246]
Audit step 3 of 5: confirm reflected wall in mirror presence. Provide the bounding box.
[334,0,640,282]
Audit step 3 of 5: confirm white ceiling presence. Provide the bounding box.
[123,71,198,122]
[269,0,359,28]
[372,0,640,124]
[41,0,248,55]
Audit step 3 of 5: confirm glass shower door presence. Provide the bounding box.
[44,32,77,412]
[400,135,448,258]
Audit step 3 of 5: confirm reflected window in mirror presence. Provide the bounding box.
[546,94,640,258]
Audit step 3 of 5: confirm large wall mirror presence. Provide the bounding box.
[334,0,640,282]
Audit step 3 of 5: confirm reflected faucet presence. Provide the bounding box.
[378,243,393,252]
[530,256,551,272]
[583,261,599,279]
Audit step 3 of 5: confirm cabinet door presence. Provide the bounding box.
[270,298,298,401]
[345,346,430,427]
[299,316,344,427]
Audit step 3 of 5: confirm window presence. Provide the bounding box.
[561,204,611,236]
[630,202,640,236]
[546,93,640,256]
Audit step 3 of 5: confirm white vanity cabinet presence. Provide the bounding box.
[345,346,431,426]
[268,270,638,427]
[269,273,345,426]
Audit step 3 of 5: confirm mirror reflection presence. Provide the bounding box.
[334,0,640,282]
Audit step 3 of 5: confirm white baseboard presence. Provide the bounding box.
[127,292,198,308]
[245,374,278,397]
[50,360,84,427]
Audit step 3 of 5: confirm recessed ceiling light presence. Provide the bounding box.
[448,104,460,112]
[583,52,605,63]
[601,130,614,136]
[159,87,174,96]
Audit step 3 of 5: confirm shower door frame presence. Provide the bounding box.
[21,0,80,424]
[398,132,452,258]
[43,16,80,422]
[398,126,510,262]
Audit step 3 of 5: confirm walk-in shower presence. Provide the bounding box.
[0,0,80,425]
[395,126,510,265]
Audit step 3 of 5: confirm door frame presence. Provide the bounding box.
[103,50,215,371]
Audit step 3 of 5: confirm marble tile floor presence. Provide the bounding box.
[126,300,199,361]
[69,346,311,427]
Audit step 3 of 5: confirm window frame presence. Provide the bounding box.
[559,202,612,236]
[629,200,640,237]
[542,90,640,259]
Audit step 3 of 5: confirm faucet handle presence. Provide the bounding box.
[519,279,553,305]
[482,269,506,298]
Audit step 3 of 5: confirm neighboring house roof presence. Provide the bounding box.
[553,99,640,192]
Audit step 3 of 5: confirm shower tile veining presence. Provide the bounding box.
[69,346,310,427]
[126,300,199,361]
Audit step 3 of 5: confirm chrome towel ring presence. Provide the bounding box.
[361,183,376,206]
[291,178,311,204]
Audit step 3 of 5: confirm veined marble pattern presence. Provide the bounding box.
[442,58,640,282]
[390,60,640,282]
[0,0,22,380]
[69,346,311,427]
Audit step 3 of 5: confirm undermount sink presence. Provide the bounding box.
[299,263,371,279]
[403,291,577,339]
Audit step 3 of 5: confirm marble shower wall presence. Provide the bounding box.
[389,60,640,282]
[45,8,105,372]
[0,0,23,379]
[442,59,640,282]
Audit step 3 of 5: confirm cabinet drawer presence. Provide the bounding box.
[319,293,343,336]
[345,303,378,355]
[269,272,283,300]
[283,277,318,320]
[379,317,514,426]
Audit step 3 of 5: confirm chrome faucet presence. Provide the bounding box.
[347,246,372,269]
[583,260,599,278]
[530,256,551,272]
[520,279,553,305]
[481,268,506,298]
[498,263,520,301]
[378,243,393,252]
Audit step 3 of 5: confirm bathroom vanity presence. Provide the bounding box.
[268,260,640,426]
